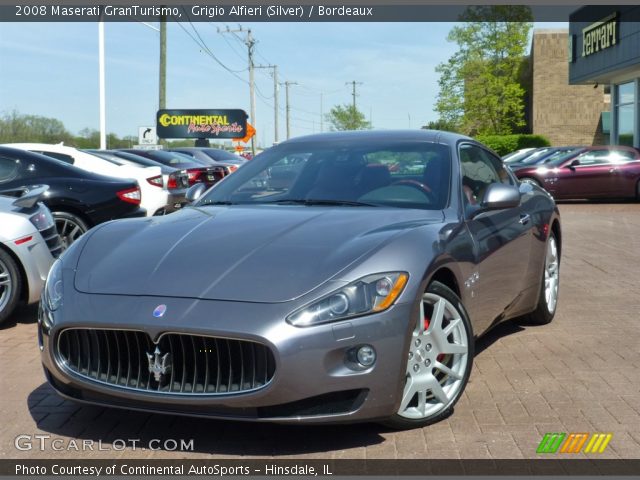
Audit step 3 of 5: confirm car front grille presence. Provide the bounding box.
[39,224,63,258]
[56,329,276,395]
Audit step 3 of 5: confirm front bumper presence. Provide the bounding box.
[40,292,414,423]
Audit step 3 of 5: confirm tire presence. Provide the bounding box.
[520,177,541,188]
[527,231,560,325]
[383,281,474,430]
[0,249,21,326]
[636,180,640,201]
[53,211,89,249]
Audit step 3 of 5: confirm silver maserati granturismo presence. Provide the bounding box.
[39,130,561,429]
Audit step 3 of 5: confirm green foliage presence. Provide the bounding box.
[435,6,533,136]
[1,111,137,149]
[422,119,461,133]
[0,110,74,144]
[475,134,550,156]
[325,104,372,131]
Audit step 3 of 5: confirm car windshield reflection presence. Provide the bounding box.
[197,141,452,210]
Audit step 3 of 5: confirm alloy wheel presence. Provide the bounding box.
[398,292,470,420]
[55,217,87,249]
[0,257,12,313]
[544,236,559,314]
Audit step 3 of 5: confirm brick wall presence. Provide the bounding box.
[531,30,609,146]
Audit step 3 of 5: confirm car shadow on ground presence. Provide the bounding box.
[27,383,386,456]
[1,304,38,330]
[474,320,526,357]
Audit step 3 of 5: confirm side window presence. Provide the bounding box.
[609,149,637,162]
[576,150,611,166]
[0,156,21,184]
[459,144,502,207]
[36,151,75,165]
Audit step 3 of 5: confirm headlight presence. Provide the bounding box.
[30,207,54,231]
[44,259,63,311]
[287,272,408,327]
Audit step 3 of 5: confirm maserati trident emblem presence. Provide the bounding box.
[146,346,171,382]
[153,304,167,318]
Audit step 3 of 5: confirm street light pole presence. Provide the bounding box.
[98,21,106,149]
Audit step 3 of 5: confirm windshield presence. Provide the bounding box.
[516,148,555,165]
[547,148,587,166]
[503,149,536,163]
[196,140,452,210]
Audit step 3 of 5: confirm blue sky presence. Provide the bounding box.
[0,21,566,147]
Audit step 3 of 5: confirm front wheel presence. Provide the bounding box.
[383,281,474,429]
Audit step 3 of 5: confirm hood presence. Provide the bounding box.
[74,205,443,302]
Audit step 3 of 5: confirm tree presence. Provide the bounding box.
[325,104,371,131]
[434,6,533,136]
[422,119,460,133]
[0,110,73,144]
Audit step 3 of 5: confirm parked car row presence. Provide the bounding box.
[0,145,246,249]
[503,145,640,201]
[0,186,62,324]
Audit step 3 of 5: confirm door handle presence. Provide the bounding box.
[519,213,531,225]
[609,168,618,173]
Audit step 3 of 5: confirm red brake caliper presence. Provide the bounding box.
[425,316,445,362]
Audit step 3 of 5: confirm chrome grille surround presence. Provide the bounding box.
[55,328,276,396]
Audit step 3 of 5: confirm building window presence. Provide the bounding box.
[614,81,635,146]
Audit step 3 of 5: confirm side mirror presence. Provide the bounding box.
[567,159,580,169]
[185,183,207,203]
[480,183,521,210]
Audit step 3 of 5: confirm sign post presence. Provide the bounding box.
[138,126,158,145]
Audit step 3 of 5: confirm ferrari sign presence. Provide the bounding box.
[156,109,248,139]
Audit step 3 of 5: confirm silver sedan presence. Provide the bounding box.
[40,130,560,428]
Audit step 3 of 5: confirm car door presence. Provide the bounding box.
[460,143,533,332]
[554,150,617,198]
[606,148,640,197]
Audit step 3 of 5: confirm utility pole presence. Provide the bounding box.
[159,15,167,146]
[255,64,279,144]
[282,81,298,139]
[346,80,363,110]
[218,26,256,155]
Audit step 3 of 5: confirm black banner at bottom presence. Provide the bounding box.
[3,459,640,476]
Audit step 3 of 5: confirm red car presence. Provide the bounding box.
[514,145,640,200]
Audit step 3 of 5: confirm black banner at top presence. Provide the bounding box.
[156,109,248,139]
[4,4,640,22]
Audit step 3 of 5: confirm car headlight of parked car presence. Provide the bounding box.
[287,272,408,327]
[44,259,63,312]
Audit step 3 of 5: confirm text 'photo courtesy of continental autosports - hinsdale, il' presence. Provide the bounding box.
[39,130,561,428]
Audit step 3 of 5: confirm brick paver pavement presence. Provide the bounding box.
[1,203,639,460]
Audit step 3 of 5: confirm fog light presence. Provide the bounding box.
[357,345,376,367]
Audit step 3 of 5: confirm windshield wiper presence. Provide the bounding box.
[262,199,378,207]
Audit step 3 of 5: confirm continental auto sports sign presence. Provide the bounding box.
[156,109,248,139]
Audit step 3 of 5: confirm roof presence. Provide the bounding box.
[284,129,473,145]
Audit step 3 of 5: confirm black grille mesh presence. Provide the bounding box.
[40,224,63,258]
[56,329,275,394]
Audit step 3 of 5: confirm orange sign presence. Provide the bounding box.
[232,122,256,143]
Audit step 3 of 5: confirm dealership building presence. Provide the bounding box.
[568,6,640,148]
